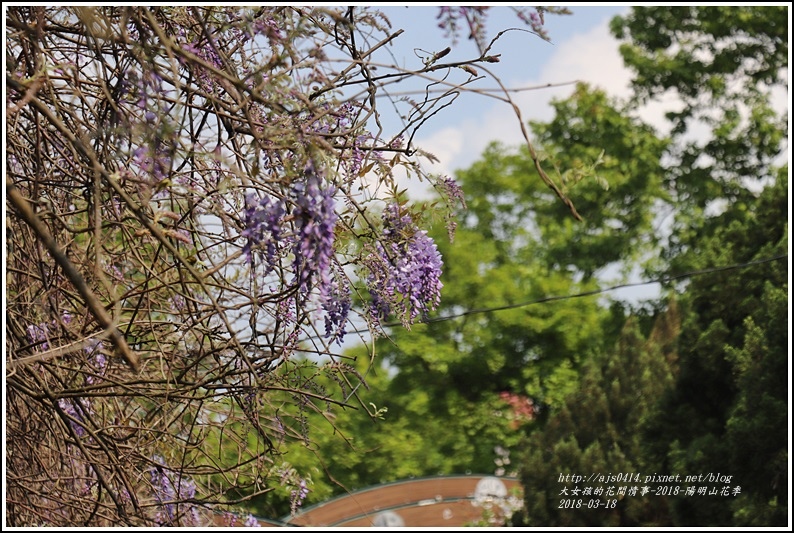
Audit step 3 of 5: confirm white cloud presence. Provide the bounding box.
[409,18,635,194]
[538,20,632,99]
[416,125,465,173]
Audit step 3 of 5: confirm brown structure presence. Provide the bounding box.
[280,475,523,527]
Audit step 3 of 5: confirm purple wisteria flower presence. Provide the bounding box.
[438,176,467,241]
[290,478,310,515]
[321,271,351,345]
[342,133,382,179]
[242,193,285,265]
[27,323,51,351]
[290,164,338,296]
[149,455,199,526]
[436,6,489,48]
[242,163,351,344]
[181,40,224,95]
[105,260,124,281]
[221,512,238,527]
[133,69,166,111]
[58,398,90,438]
[439,176,466,209]
[251,15,284,43]
[289,165,353,342]
[367,204,443,326]
[514,7,552,40]
[244,514,262,527]
[26,312,72,351]
[132,144,173,182]
[85,340,108,385]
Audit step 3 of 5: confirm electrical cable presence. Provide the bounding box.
[365,252,789,331]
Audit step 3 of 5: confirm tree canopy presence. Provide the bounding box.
[519,5,789,526]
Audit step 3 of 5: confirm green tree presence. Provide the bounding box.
[606,7,788,526]
[516,305,679,526]
[641,170,788,526]
[610,6,787,267]
[526,83,669,278]
[257,346,531,515]
[394,82,669,411]
[724,270,788,526]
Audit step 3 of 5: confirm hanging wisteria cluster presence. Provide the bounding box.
[5,5,561,526]
[242,163,352,344]
[367,204,444,327]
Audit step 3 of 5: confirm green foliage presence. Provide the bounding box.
[468,83,668,279]
[611,6,787,262]
[516,308,679,526]
[611,6,787,110]
[514,6,788,528]
[642,169,788,526]
[387,84,674,418]
[253,347,529,516]
[724,280,788,526]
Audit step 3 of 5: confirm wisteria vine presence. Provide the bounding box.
[5,5,564,526]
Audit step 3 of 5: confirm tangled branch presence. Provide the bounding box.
[5,5,571,525]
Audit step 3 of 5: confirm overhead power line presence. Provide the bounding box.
[374,253,789,329]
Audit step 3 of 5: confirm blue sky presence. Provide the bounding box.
[365,5,635,189]
[380,5,629,88]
